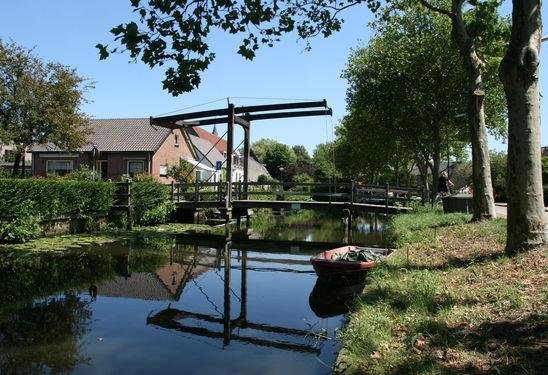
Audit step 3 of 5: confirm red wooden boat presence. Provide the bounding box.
[310,246,393,281]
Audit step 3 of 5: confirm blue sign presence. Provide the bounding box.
[215,161,223,171]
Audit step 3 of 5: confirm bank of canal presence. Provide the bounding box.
[0,212,387,375]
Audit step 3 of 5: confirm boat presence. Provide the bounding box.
[310,246,393,282]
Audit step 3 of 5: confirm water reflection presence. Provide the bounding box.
[147,242,326,354]
[0,213,384,374]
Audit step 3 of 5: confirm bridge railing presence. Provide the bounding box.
[171,181,423,206]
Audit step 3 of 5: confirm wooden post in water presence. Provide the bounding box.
[225,104,235,223]
[223,236,232,346]
[126,180,134,230]
[243,120,251,200]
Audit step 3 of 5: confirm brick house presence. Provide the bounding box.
[30,118,270,182]
[30,118,194,182]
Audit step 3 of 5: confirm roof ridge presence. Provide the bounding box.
[89,117,149,121]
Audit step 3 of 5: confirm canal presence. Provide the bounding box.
[0,212,387,375]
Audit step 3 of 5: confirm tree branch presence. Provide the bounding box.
[417,0,453,18]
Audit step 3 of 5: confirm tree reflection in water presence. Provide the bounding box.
[0,292,92,374]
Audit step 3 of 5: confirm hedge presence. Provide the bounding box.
[131,181,174,225]
[0,179,116,220]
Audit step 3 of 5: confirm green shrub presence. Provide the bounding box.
[63,165,101,181]
[131,181,173,225]
[0,201,41,243]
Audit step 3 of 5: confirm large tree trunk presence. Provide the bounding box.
[452,4,496,220]
[431,125,442,203]
[500,0,546,252]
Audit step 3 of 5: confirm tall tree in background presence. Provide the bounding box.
[500,0,546,251]
[414,0,509,220]
[338,7,506,198]
[0,41,91,176]
[251,138,296,178]
[313,142,341,182]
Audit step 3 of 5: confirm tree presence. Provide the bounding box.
[0,41,92,176]
[313,142,341,182]
[250,138,278,163]
[499,0,546,251]
[287,144,315,181]
[337,7,506,197]
[292,145,312,165]
[411,0,509,219]
[97,0,386,95]
[167,159,196,183]
[262,142,296,178]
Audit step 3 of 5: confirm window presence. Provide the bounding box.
[195,170,203,181]
[174,134,179,147]
[46,160,73,176]
[159,165,168,177]
[127,160,145,177]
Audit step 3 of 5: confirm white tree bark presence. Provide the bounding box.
[500,0,546,251]
[452,2,496,220]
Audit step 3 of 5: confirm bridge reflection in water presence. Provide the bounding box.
[144,237,342,355]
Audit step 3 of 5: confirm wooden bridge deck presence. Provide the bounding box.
[175,199,411,214]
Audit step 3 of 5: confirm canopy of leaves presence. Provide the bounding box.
[167,159,196,183]
[336,5,507,182]
[97,0,382,95]
[313,142,341,181]
[0,41,92,152]
[262,142,297,178]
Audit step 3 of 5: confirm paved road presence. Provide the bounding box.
[495,203,548,218]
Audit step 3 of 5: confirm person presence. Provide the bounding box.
[437,171,454,197]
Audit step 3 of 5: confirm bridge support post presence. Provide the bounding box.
[342,209,353,244]
[223,235,232,345]
[243,120,250,200]
[225,104,235,224]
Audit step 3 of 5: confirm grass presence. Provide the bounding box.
[337,207,548,375]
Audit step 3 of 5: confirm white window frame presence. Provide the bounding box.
[46,160,74,176]
[127,160,145,176]
[159,164,168,177]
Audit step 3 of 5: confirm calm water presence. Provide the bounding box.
[0,213,386,375]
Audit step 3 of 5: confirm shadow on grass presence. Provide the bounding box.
[386,250,509,272]
[390,313,548,375]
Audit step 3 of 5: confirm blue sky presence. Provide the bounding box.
[0,0,546,155]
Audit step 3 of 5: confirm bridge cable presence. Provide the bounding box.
[200,139,245,185]
[180,130,228,182]
[153,97,227,117]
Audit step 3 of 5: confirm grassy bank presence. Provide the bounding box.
[338,208,547,374]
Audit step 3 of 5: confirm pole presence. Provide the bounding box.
[385,182,389,213]
[243,120,251,200]
[223,236,232,346]
[126,179,133,230]
[226,104,235,222]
